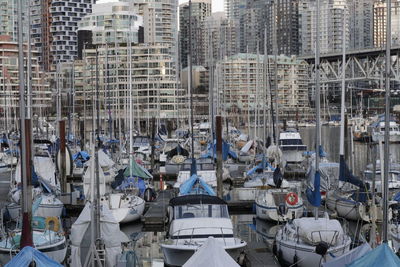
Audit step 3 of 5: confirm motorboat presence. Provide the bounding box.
[0,216,67,265]
[278,131,307,165]
[274,215,351,267]
[255,188,304,222]
[364,161,400,192]
[369,119,400,143]
[160,194,246,266]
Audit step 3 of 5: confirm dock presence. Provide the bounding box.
[141,190,176,231]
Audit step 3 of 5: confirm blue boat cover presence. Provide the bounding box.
[246,155,276,176]
[180,174,216,196]
[306,170,321,207]
[72,151,90,161]
[348,243,400,267]
[303,146,327,158]
[201,139,238,161]
[339,155,369,191]
[117,177,146,195]
[5,246,62,267]
[394,191,400,202]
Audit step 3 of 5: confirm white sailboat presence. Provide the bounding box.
[274,3,351,265]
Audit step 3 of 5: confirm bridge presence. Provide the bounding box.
[299,45,400,85]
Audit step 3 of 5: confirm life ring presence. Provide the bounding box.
[285,192,299,206]
[45,216,60,232]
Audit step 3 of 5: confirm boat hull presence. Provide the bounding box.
[256,203,303,222]
[275,236,351,267]
[7,202,64,221]
[0,236,67,265]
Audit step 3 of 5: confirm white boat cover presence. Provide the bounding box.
[182,237,239,267]
[83,158,106,198]
[15,156,58,189]
[322,243,371,267]
[98,150,115,169]
[237,134,248,141]
[293,217,344,245]
[70,202,130,267]
[240,140,253,153]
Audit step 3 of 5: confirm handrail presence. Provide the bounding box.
[171,226,235,247]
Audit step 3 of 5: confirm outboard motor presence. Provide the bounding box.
[315,241,329,256]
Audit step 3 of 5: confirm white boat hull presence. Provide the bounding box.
[236,188,257,201]
[7,203,64,221]
[256,203,303,222]
[372,133,400,143]
[161,241,246,266]
[275,235,351,267]
[103,194,145,223]
[110,202,145,223]
[326,194,370,222]
[0,236,67,265]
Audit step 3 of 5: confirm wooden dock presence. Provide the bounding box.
[141,190,176,231]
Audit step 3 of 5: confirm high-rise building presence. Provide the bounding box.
[215,53,310,122]
[78,1,143,45]
[30,0,93,71]
[0,35,52,117]
[348,0,374,50]
[265,0,300,56]
[373,0,400,47]
[224,0,246,21]
[203,12,238,66]
[179,0,212,68]
[299,0,350,55]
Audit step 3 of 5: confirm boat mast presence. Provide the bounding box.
[314,0,321,219]
[382,0,391,243]
[18,0,33,248]
[129,20,134,179]
[339,4,346,161]
[188,0,195,167]
[273,1,279,146]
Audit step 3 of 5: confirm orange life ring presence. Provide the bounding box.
[285,192,299,206]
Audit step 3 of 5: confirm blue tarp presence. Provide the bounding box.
[348,243,400,267]
[5,246,62,267]
[72,151,90,161]
[306,170,321,207]
[303,146,327,158]
[180,174,216,196]
[117,177,146,195]
[394,191,400,202]
[201,140,238,161]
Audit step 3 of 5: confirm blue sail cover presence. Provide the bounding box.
[348,243,400,267]
[201,140,238,161]
[339,155,369,191]
[246,155,276,176]
[306,170,321,207]
[72,151,90,161]
[5,246,62,267]
[180,174,216,196]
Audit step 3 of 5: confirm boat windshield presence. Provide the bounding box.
[279,139,303,146]
[174,204,229,219]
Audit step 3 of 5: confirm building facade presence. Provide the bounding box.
[0,35,52,121]
[373,0,400,47]
[179,0,212,68]
[216,53,310,123]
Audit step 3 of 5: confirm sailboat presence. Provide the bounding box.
[0,1,67,264]
[325,8,382,223]
[274,3,351,265]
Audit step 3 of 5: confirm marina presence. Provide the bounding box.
[1,0,400,266]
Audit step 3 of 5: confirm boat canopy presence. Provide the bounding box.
[170,194,226,207]
[123,160,152,179]
[348,243,400,267]
[179,174,216,196]
[183,237,240,267]
[4,246,62,267]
